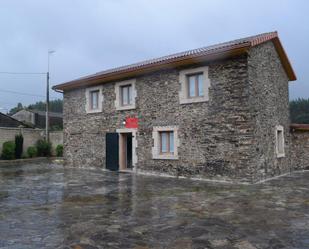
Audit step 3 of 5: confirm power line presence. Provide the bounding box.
[0,100,18,105]
[0,71,46,75]
[0,88,45,98]
[0,88,59,99]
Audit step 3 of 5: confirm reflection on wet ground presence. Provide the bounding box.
[0,163,309,249]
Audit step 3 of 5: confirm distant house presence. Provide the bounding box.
[12,109,63,129]
[0,112,29,128]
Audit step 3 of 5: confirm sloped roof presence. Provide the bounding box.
[13,109,62,118]
[30,110,63,118]
[53,31,296,91]
[0,112,31,128]
[290,124,309,132]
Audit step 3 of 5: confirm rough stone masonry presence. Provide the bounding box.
[55,32,299,184]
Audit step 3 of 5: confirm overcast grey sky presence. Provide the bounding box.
[0,0,308,112]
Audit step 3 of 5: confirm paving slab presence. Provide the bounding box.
[0,164,309,248]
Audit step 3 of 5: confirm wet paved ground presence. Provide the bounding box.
[0,164,309,249]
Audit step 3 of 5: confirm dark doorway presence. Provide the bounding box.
[126,133,133,169]
[106,133,119,171]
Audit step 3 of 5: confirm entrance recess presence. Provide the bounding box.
[119,133,133,170]
[106,133,119,171]
[117,128,137,171]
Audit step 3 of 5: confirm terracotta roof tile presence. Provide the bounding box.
[53,31,296,91]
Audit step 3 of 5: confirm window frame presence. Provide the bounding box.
[90,89,100,110]
[152,126,179,160]
[187,72,204,98]
[85,86,103,113]
[179,66,210,104]
[159,131,174,154]
[115,79,136,111]
[120,84,133,106]
[275,125,285,158]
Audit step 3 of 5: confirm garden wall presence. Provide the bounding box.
[0,127,63,156]
[290,124,309,170]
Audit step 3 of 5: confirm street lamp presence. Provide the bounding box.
[46,50,55,142]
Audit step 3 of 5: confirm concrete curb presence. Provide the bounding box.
[0,157,63,167]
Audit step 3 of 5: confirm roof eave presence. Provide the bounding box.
[52,43,251,91]
[290,124,309,132]
[272,37,297,81]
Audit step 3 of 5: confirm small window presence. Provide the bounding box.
[152,126,178,160]
[115,79,136,111]
[86,86,103,113]
[179,66,210,104]
[120,84,132,106]
[90,90,99,110]
[276,125,285,158]
[160,131,174,154]
[187,73,204,98]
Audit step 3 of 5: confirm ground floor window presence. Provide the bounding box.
[160,131,174,154]
[275,125,285,158]
[152,126,179,160]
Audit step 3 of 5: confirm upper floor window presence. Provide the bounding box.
[115,79,136,110]
[90,90,99,110]
[179,66,210,104]
[187,73,204,98]
[85,86,103,113]
[120,84,133,106]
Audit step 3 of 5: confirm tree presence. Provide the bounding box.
[290,98,309,124]
[9,102,23,115]
[9,99,63,115]
[28,99,63,113]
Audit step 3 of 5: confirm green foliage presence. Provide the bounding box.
[290,98,309,124]
[28,99,63,113]
[1,141,15,160]
[14,134,23,159]
[50,125,63,131]
[27,146,37,158]
[56,144,63,157]
[9,99,63,115]
[9,102,23,115]
[36,139,52,157]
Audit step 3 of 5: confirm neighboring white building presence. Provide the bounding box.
[12,109,63,129]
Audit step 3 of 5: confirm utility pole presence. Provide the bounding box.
[46,71,50,142]
[46,50,55,143]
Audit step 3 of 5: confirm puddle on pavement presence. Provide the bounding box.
[0,163,309,249]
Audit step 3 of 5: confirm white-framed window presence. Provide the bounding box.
[187,73,204,98]
[159,131,174,154]
[275,125,285,158]
[152,126,179,160]
[85,86,103,113]
[90,90,99,109]
[115,79,136,110]
[179,66,210,104]
[120,84,133,106]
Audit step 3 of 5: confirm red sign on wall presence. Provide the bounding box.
[125,117,138,128]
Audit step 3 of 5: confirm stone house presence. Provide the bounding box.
[53,31,298,183]
[12,109,63,130]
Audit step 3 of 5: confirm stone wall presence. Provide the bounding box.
[0,127,63,156]
[63,56,257,183]
[248,41,291,182]
[291,130,309,170]
[63,41,292,183]
[50,131,63,147]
